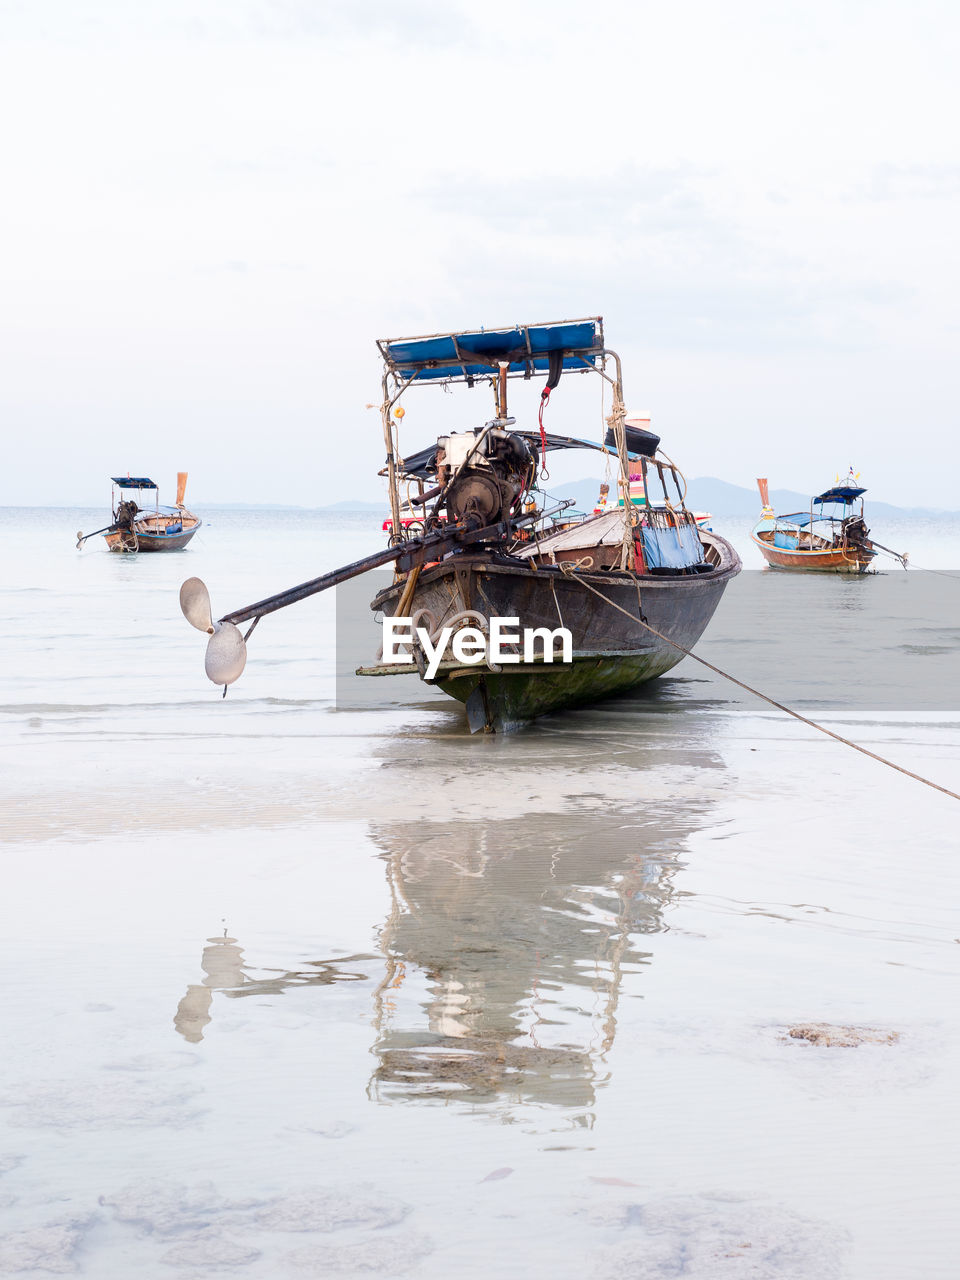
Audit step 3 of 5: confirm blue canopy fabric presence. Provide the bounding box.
[779,512,846,528]
[640,522,704,570]
[379,319,603,384]
[111,476,157,489]
[814,485,866,505]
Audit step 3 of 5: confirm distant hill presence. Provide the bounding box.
[318,500,385,512]
[686,478,809,515]
[683,478,951,518]
[203,499,385,512]
[302,478,957,518]
[546,476,954,518]
[202,502,309,510]
[545,478,607,511]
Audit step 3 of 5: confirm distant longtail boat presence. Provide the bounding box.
[750,471,876,573]
[77,474,201,552]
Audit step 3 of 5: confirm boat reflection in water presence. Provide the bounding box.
[171,741,718,1124]
[173,933,374,1044]
[367,805,698,1119]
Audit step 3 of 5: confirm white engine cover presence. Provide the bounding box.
[438,431,489,470]
[438,427,517,471]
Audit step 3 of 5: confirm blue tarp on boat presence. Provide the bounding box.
[774,529,800,549]
[111,476,157,490]
[641,521,704,570]
[380,319,602,383]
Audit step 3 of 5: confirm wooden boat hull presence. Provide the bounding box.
[750,532,874,573]
[364,533,740,731]
[436,651,687,729]
[105,519,201,552]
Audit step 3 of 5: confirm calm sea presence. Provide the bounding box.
[1,505,959,1279]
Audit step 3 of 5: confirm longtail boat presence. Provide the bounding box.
[179,317,740,731]
[750,473,877,573]
[78,474,201,552]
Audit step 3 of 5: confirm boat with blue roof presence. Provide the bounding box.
[180,316,740,731]
[78,473,201,552]
[751,471,876,572]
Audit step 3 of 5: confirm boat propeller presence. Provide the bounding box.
[179,577,248,692]
[76,523,119,548]
[176,503,577,700]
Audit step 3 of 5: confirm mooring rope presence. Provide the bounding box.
[859,541,960,585]
[884,556,960,584]
[557,563,960,803]
[912,566,960,581]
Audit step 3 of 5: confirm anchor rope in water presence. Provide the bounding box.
[556,563,960,803]
[874,546,960,584]
[910,566,960,582]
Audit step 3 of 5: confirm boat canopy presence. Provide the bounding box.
[112,476,157,490]
[779,511,847,527]
[378,318,603,386]
[814,485,866,505]
[399,429,642,481]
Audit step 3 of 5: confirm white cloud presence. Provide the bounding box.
[0,0,958,507]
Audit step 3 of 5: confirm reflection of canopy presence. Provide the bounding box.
[111,476,157,489]
[379,318,603,385]
[369,814,681,1112]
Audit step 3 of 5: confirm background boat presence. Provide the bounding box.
[750,474,876,573]
[99,473,201,552]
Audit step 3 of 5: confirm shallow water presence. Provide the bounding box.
[1,506,959,1278]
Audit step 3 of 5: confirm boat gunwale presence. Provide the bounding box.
[369,533,741,611]
[356,647,670,679]
[748,529,875,570]
[131,516,203,541]
[103,517,202,551]
[748,529,873,559]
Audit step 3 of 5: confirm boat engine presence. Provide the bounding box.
[843,515,871,551]
[438,424,533,525]
[115,500,139,530]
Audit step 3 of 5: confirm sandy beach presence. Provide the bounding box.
[1,508,958,1277]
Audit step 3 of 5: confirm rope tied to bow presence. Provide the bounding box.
[555,562,960,803]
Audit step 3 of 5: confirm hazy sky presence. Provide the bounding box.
[2,0,958,508]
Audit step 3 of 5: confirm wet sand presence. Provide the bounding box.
[1,507,958,1278]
